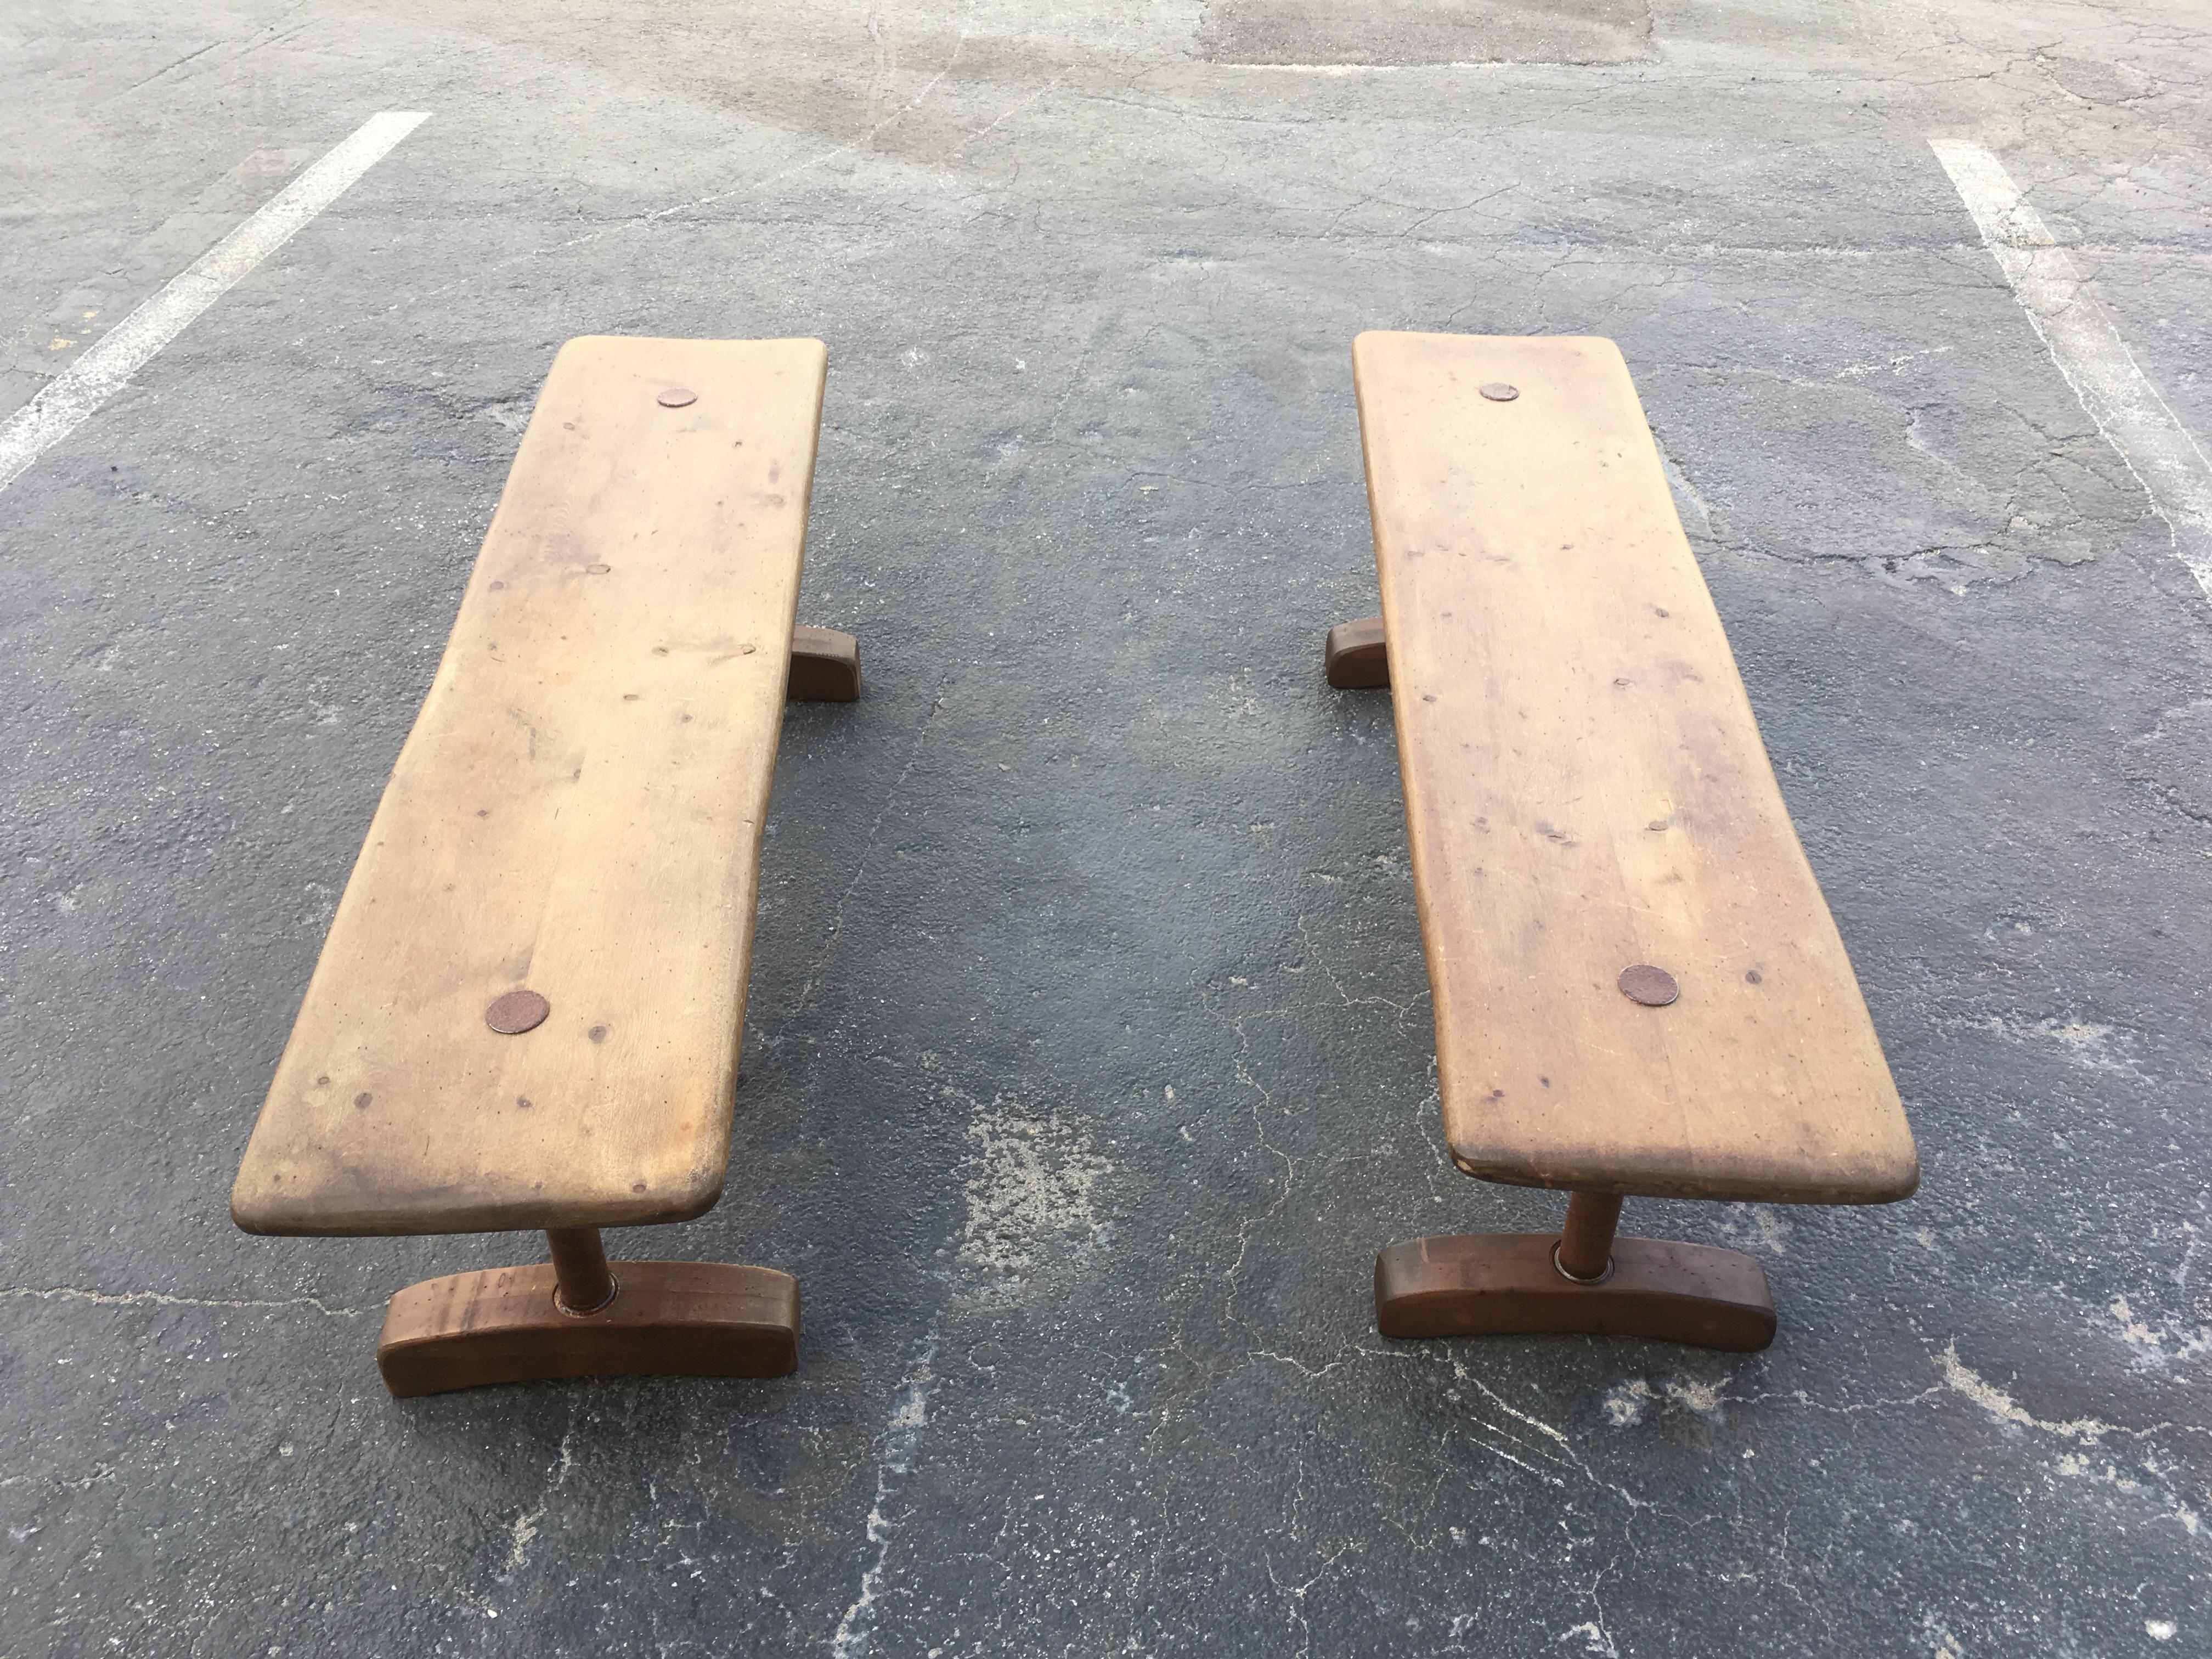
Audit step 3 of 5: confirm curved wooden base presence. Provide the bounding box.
[1325,616,1389,689]
[1375,1232,1776,1351]
[377,1259,800,1397]
[790,625,861,701]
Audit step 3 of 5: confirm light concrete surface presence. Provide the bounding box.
[2,2,2208,1654]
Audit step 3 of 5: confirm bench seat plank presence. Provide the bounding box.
[232,335,827,1236]
[1355,331,1917,1205]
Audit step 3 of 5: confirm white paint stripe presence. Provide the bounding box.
[0,111,428,496]
[1931,137,2212,598]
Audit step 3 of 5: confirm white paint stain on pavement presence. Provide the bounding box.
[956,1095,1109,1285]
[1937,1339,2123,1443]
[497,1419,576,1584]
[0,111,428,495]
[831,1330,940,1659]
[1931,137,2212,597]
[828,1091,1113,1650]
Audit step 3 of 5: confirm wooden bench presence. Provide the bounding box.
[1328,332,1918,1351]
[232,335,859,1396]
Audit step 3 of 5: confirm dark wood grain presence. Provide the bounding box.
[789,624,861,701]
[377,1254,800,1396]
[1374,1231,1776,1351]
[1324,616,1389,689]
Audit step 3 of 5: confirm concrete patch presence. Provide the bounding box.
[954,1093,1110,1290]
[2044,55,2159,106]
[2125,698,2212,821]
[1197,0,1652,67]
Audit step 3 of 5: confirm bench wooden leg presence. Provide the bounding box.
[1324,616,1389,689]
[375,1227,800,1396]
[789,624,861,701]
[1374,1192,1777,1351]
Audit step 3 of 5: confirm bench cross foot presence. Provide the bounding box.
[1374,1192,1776,1352]
[1323,616,1389,690]
[789,625,861,701]
[375,1227,800,1396]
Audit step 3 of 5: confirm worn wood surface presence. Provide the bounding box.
[1355,331,1918,1204]
[233,335,827,1235]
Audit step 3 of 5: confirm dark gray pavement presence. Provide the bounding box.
[3,2,2210,1654]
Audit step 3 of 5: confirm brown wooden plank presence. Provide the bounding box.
[232,335,827,1236]
[1354,331,1918,1205]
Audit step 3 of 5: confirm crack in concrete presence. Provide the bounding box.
[831,1328,941,1659]
[0,1284,365,1318]
[791,679,949,1017]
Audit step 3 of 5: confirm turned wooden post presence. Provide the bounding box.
[1555,1193,1623,1282]
[548,1227,617,1314]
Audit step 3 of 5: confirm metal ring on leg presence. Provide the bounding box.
[1550,1243,1616,1285]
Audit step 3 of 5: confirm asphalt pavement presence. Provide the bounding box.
[3,2,2209,1654]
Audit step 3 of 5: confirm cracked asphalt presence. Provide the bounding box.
[4,1,2210,1654]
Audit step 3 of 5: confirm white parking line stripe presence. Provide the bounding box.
[0,110,429,496]
[1931,137,2212,600]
